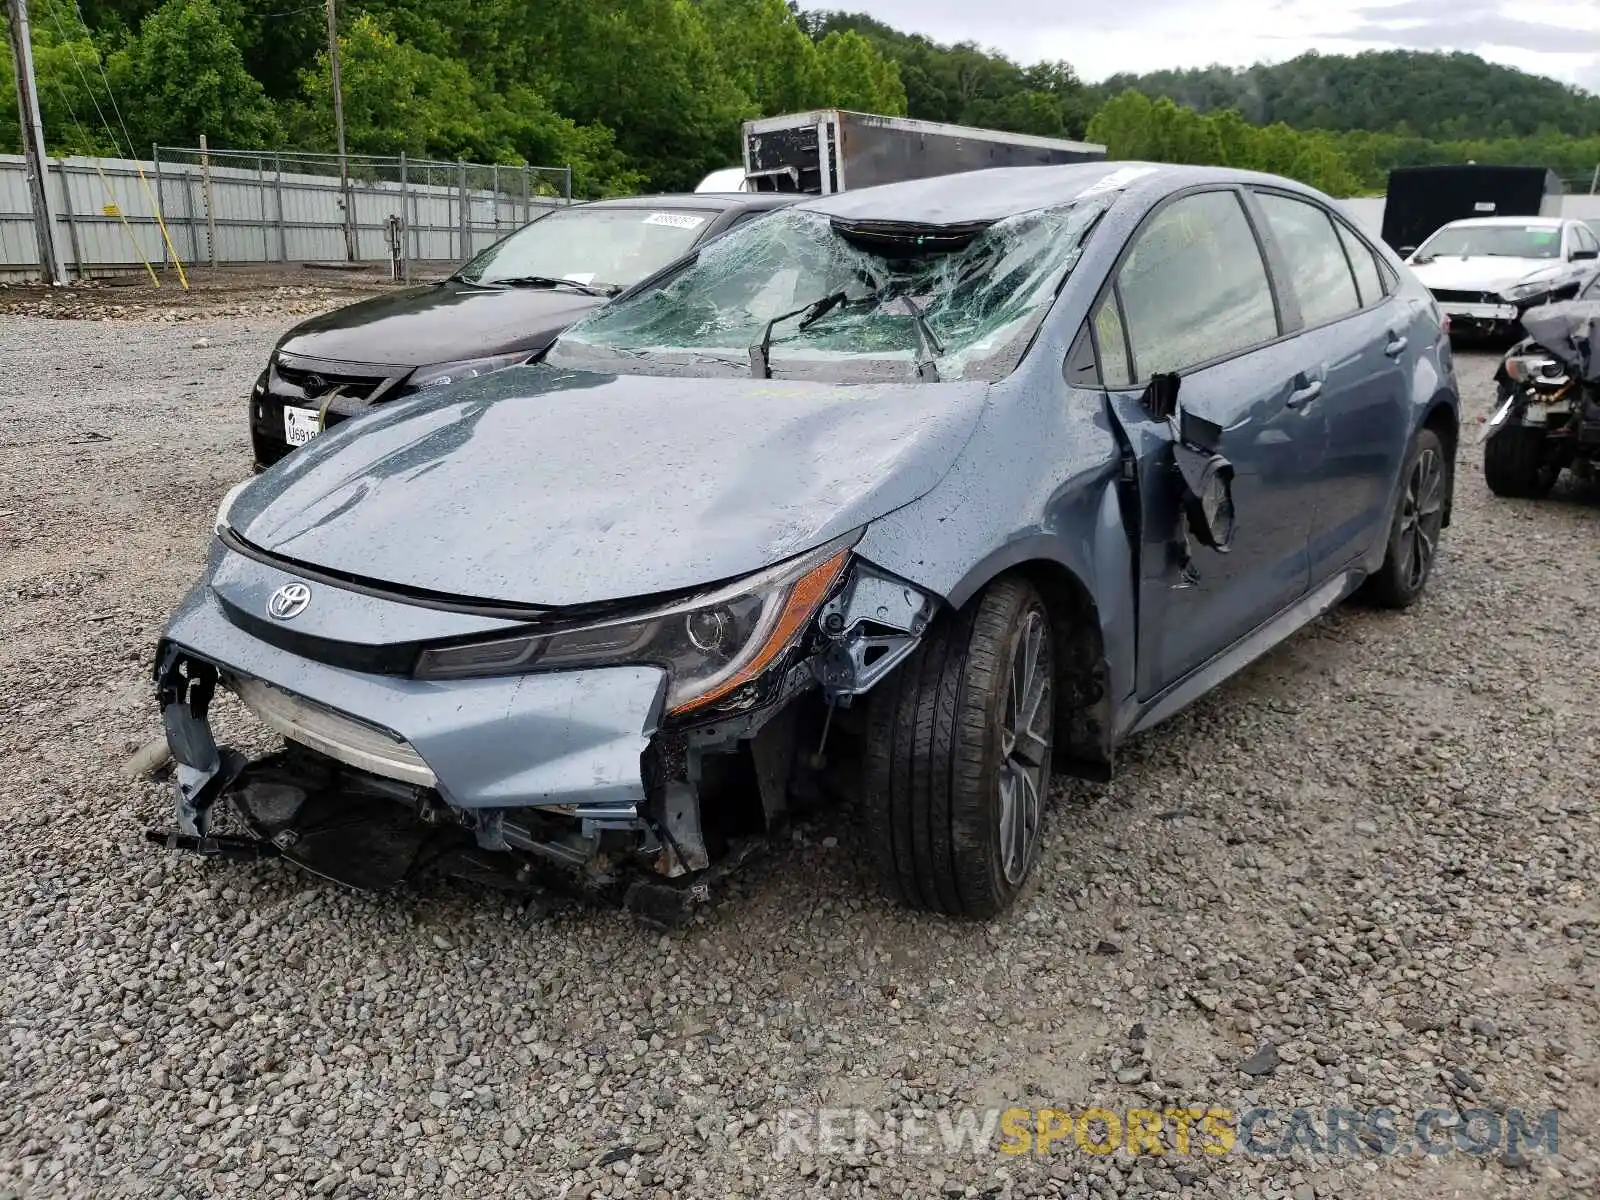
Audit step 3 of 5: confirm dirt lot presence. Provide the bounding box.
[0,305,1596,1200]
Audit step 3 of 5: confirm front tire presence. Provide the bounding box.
[1484,423,1558,499]
[863,577,1055,918]
[1362,427,1448,609]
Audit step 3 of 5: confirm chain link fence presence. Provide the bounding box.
[147,147,572,278]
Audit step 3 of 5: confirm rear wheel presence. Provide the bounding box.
[1484,423,1559,499]
[1362,428,1448,609]
[863,577,1055,918]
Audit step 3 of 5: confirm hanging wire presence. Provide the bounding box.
[50,0,189,285]
[64,0,138,162]
[35,8,160,285]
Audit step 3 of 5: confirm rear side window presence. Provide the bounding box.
[1256,193,1360,326]
[1115,190,1279,379]
[1335,222,1387,307]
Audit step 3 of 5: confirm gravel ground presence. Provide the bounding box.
[0,265,448,324]
[1,315,1597,1200]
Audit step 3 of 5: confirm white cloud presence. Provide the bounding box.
[804,0,1600,90]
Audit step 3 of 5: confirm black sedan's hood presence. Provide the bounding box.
[276,280,605,367]
[228,365,990,607]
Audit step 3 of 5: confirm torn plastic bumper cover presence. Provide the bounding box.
[147,554,937,899]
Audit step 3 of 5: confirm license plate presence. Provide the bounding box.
[283,405,321,447]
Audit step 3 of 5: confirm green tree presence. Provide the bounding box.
[699,0,825,115]
[287,13,639,195]
[814,29,906,114]
[525,0,751,190]
[0,4,121,156]
[104,0,279,148]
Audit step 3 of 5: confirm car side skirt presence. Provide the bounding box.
[1122,568,1364,739]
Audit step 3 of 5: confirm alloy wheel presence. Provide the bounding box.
[1398,446,1446,592]
[997,606,1052,887]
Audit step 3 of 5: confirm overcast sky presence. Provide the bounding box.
[811,1,1600,92]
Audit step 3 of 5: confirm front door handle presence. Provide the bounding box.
[1286,379,1323,409]
[1384,334,1408,357]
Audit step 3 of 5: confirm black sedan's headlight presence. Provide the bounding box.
[413,534,856,717]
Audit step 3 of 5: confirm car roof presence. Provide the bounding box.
[578,192,796,213]
[794,161,1327,225]
[1436,216,1567,229]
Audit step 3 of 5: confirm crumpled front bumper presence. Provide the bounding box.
[155,545,669,843]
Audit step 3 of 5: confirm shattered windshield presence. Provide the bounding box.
[454,206,714,292]
[548,200,1108,382]
[1416,225,1562,261]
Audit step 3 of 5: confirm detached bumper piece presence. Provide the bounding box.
[148,649,761,926]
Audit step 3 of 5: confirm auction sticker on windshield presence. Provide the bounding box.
[643,212,707,229]
[283,405,321,447]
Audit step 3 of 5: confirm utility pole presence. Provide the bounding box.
[325,0,355,261]
[6,0,66,283]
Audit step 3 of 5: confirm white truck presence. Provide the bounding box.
[695,109,1106,195]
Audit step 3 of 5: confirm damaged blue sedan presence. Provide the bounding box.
[151,162,1459,920]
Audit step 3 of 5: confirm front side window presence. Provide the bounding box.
[1256,193,1360,327]
[1116,190,1280,379]
[550,200,1110,383]
[454,206,716,293]
[1414,224,1563,261]
[1092,294,1132,387]
[1572,224,1599,256]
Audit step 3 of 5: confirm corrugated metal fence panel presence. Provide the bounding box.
[0,153,563,276]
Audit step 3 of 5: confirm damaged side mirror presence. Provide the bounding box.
[1142,372,1237,554]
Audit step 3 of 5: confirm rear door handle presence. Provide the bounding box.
[1286,379,1323,409]
[1384,334,1408,357]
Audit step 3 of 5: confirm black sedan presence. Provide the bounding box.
[248,192,794,467]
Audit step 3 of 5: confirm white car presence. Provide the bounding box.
[694,166,751,193]
[1404,216,1600,335]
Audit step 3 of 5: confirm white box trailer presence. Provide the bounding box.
[739,109,1106,195]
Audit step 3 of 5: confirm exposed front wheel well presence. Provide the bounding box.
[1422,399,1459,528]
[1009,561,1114,780]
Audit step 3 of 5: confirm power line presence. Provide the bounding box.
[38,59,161,285]
[44,0,124,156]
[256,2,323,18]
[46,0,188,284]
[67,0,138,162]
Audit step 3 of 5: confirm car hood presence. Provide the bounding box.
[1408,255,1565,296]
[228,365,990,607]
[276,280,605,367]
[1521,299,1600,382]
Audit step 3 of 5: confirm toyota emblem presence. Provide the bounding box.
[268,581,312,620]
[303,374,327,394]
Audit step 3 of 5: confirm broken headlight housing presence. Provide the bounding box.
[214,478,252,536]
[413,533,857,716]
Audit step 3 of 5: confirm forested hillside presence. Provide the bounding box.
[3,1,1597,196]
[1098,51,1600,141]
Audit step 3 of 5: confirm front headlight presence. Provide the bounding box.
[414,534,857,716]
[1504,354,1566,384]
[1500,281,1551,304]
[215,478,252,535]
[406,352,529,391]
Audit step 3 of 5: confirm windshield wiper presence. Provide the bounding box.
[483,274,619,297]
[898,295,944,382]
[748,291,847,379]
